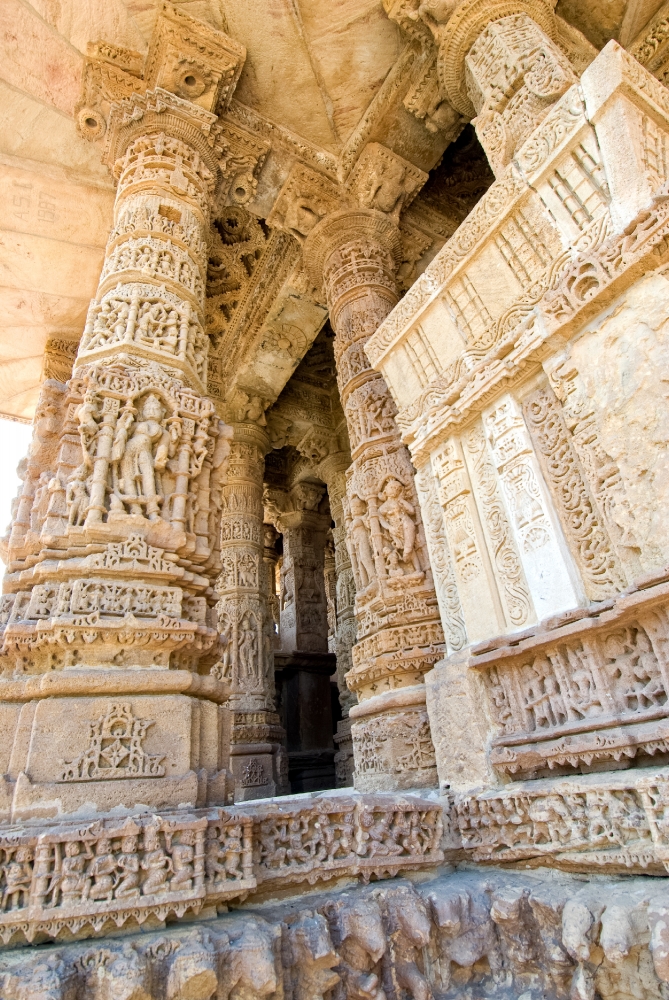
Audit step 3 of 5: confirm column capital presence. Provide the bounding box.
[304,209,402,286]
[437,0,558,115]
[303,209,402,330]
[229,419,271,457]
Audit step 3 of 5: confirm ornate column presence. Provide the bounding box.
[262,522,281,648]
[390,0,578,177]
[267,483,336,792]
[319,455,358,787]
[275,483,330,654]
[0,26,244,818]
[304,211,445,791]
[217,421,286,800]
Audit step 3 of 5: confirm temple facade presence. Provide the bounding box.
[1,1,669,996]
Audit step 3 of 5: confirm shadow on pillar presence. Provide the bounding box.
[274,652,337,792]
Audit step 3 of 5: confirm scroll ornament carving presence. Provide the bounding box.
[464,424,533,627]
[548,361,645,581]
[522,383,627,600]
[414,465,467,652]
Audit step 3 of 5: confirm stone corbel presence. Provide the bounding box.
[223,390,271,427]
[345,143,428,225]
[267,163,347,243]
[143,2,245,114]
[75,41,146,142]
[75,1,247,155]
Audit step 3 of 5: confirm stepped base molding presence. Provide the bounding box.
[2,867,669,999]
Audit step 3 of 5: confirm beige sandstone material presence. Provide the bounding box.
[3,1,669,992]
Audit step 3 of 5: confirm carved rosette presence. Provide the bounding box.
[304,210,445,791]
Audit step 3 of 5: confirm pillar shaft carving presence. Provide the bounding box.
[0,10,253,821]
[217,422,285,800]
[304,211,445,791]
[280,511,330,656]
[319,459,358,787]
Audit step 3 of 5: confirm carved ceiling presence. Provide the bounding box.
[0,0,665,420]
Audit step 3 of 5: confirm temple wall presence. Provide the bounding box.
[367,39,669,810]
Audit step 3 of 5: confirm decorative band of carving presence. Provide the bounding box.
[0,793,443,945]
[2,868,669,998]
[471,569,669,777]
[445,764,669,875]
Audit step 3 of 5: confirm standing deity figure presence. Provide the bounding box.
[238,617,259,684]
[115,394,173,519]
[378,479,421,574]
[348,497,376,589]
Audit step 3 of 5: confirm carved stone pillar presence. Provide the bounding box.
[305,211,445,791]
[276,483,330,654]
[218,422,285,800]
[263,522,281,648]
[320,455,357,787]
[269,483,336,792]
[0,30,243,818]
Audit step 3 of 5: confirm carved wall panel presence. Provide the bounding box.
[0,792,442,945]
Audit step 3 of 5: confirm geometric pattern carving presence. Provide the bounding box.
[60,703,166,782]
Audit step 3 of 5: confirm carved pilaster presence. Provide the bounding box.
[303,210,445,792]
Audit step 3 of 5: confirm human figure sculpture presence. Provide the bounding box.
[170,831,195,892]
[2,846,33,911]
[77,391,100,468]
[115,836,140,898]
[66,467,90,527]
[86,839,117,902]
[378,479,421,573]
[141,828,172,894]
[348,497,376,589]
[52,841,89,906]
[238,617,259,684]
[116,394,173,520]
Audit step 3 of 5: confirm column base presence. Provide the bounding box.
[229,743,278,802]
[349,685,439,793]
[334,717,355,787]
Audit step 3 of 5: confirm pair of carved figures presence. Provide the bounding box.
[347,478,423,592]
